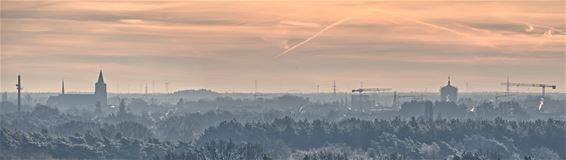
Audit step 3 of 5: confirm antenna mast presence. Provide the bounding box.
[333,80,337,95]
[145,83,148,95]
[506,76,510,96]
[16,75,22,112]
[61,79,65,95]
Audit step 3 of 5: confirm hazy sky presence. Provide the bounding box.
[1,1,564,93]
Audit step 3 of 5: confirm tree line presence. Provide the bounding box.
[199,117,565,159]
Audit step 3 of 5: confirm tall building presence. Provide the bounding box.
[440,77,458,102]
[47,70,108,108]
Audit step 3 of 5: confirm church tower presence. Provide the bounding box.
[95,70,107,107]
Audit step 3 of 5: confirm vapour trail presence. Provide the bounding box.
[276,7,500,58]
[368,8,500,49]
[418,20,499,49]
[499,18,566,34]
[275,17,352,58]
[276,7,505,58]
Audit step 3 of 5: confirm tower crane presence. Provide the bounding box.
[351,88,392,108]
[500,82,556,98]
[351,88,392,94]
[500,82,556,111]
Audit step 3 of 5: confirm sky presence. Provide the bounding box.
[1,1,564,93]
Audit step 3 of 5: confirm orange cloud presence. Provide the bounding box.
[1,1,564,92]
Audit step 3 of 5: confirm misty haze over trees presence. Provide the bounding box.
[1,89,565,159]
[1,0,565,159]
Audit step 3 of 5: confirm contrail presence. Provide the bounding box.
[413,19,499,48]
[368,8,465,36]
[525,23,565,34]
[276,17,352,58]
[501,20,565,49]
[276,7,500,58]
[411,19,469,38]
[369,8,499,49]
[502,18,566,34]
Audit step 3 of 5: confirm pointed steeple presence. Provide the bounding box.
[97,70,105,83]
[448,76,451,85]
[94,69,107,107]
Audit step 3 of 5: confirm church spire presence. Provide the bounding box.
[97,70,104,83]
[448,76,451,85]
[94,69,107,107]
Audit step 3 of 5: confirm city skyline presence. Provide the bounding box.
[0,72,561,94]
[1,1,564,93]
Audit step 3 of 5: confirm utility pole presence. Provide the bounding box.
[333,80,337,95]
[506,76,510,96]
[61,79,65,95]
[393,91,398,109]
[151,80,155,94]
[16,75,22,112]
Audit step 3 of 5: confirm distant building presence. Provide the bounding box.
[440,77,458,102]
[47,70,107,108]
[399,100,432,118]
